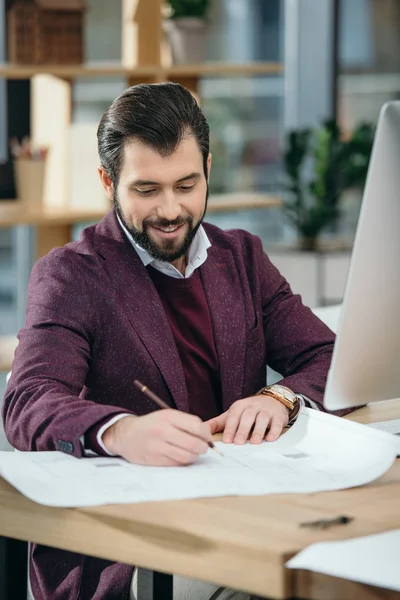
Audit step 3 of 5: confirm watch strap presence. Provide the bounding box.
[256,385,300,421]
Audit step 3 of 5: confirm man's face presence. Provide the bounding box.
[108,136,210,264]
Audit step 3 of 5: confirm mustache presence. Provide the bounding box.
[143,216,192,229]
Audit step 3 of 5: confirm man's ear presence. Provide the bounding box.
[206,153,212,182]
[98,166,114,201]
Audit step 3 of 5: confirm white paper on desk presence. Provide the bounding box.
[0,408,398,507]
[286,529,400,592]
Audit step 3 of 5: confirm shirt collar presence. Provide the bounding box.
[116,214,211,279]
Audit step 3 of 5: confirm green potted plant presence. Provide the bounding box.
[164,0,210,64]
[282,119,375,250]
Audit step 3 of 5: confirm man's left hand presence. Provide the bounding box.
[206,395,289,444]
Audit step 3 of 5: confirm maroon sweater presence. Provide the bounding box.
[85,265,222,453]
[148,266,222,420]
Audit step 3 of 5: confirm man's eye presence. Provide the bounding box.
[136,189,156,196]
[178,185,195,192]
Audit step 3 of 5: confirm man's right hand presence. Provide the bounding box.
[102,410,212,466]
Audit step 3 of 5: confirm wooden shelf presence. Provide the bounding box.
[0,62,154,79]
[0,202,108,228]
[167,63,283,77]
[0,195,281,228]
[208,193,281,212]
[0,61,283,80]
[265,237,355,254]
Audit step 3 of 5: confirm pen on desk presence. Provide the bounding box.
[133,379,223,456]
[299,515,353,530]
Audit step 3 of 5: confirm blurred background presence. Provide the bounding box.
[0,0,399,408]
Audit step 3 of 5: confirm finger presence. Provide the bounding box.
[168,410,212,443]
[222,404,246,444]
[250,411,272,444]
[265,416,286,442]
[206,412,227,434]
[165,427,209,456]
[121,440,176,467]
[163,442,199,466]
[233,407,260,444]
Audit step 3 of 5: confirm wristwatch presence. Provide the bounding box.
[257,384,301,421]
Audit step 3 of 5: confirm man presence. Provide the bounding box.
[3,83,336,600]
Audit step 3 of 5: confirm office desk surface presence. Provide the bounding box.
[0,401,399,599]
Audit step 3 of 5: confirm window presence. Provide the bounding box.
[337,0,400,130]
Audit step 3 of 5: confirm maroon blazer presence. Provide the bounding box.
[3,210,335,599]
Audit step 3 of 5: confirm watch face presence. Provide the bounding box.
[274,385,296,401]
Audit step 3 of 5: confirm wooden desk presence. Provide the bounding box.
[0,401,399,600]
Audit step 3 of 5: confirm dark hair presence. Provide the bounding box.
[97,82,210,186]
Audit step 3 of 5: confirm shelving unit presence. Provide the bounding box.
[0,0,284,236]
[0,0,284,370]
[0,55,282,211]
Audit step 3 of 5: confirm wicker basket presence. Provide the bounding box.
[8,0,85,65]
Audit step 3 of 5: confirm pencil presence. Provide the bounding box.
[134,379,223,456]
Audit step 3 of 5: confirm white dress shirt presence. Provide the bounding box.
[119,216,211,279]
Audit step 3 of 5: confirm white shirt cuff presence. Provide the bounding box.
[97,413,133,455]
[287,394,321,426]
[81,413,133,457]
[299,394,322,411]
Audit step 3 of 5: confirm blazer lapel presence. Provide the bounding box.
[200,245,246,410]
[94,220,189,412]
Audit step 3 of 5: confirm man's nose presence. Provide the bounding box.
[156,194,182,222]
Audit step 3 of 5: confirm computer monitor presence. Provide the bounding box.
[323,101,400,410]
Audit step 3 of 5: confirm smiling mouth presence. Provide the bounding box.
[152,224,183,233]
[149,223,187,238]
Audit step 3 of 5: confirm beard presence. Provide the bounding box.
[114,187,208,263]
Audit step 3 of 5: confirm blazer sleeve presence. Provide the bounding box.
[2,249,129,457]
[258,242,350,413]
